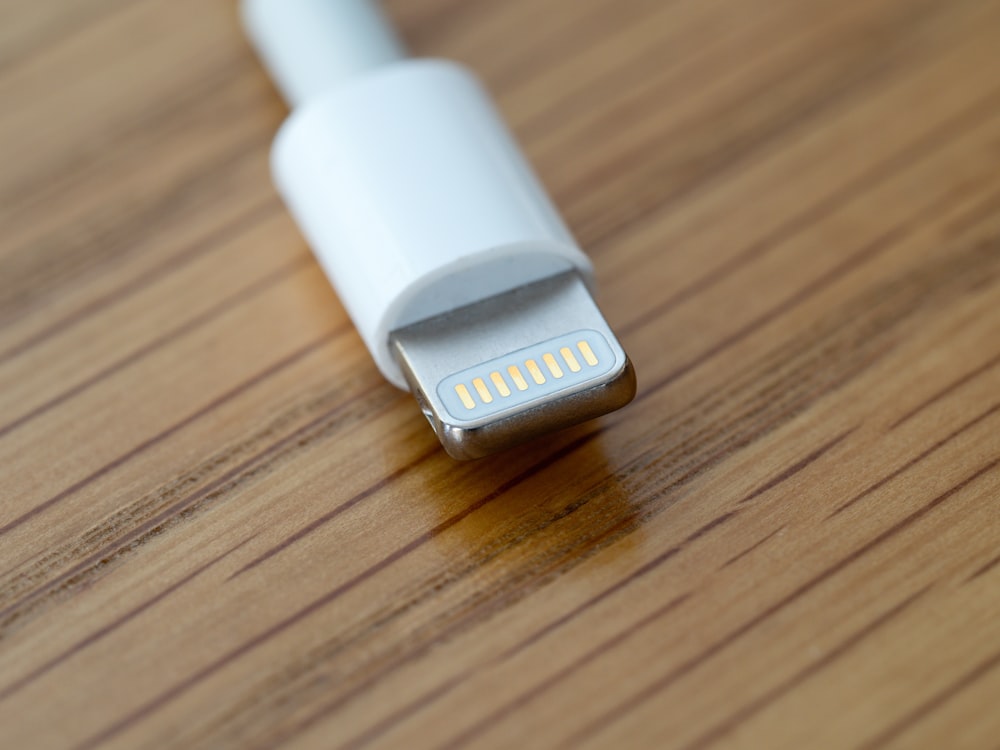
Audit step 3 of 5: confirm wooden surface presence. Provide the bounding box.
[2,0,1000,748]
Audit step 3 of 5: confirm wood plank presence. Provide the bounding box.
[1,0,999,748]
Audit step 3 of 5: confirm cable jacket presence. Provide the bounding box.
[241,0,405,106]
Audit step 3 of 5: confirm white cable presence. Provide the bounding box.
[241,0,634,459]
[241,0,405,106]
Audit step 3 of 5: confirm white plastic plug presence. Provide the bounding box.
[241,0,633,458]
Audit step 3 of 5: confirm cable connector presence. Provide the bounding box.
[391,272,634,459]
[241,0,636,458]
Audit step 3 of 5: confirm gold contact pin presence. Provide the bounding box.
[455,383,475,410]
[525,359,546,384]
[472,377,493,403]
[560,346,581,372]
[542,352,564,378]
[490,371,511,397]
[577,340,599,366]
[507,365,529,391]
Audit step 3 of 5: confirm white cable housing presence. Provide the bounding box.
[240,1,634,456]
[240,0,406,106]
[271,60,592,387]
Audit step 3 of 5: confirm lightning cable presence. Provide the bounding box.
[241,0,635,459]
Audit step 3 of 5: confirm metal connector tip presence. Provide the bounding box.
[390,271,635,460]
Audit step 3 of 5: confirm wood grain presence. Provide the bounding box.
[1,0,999,748]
